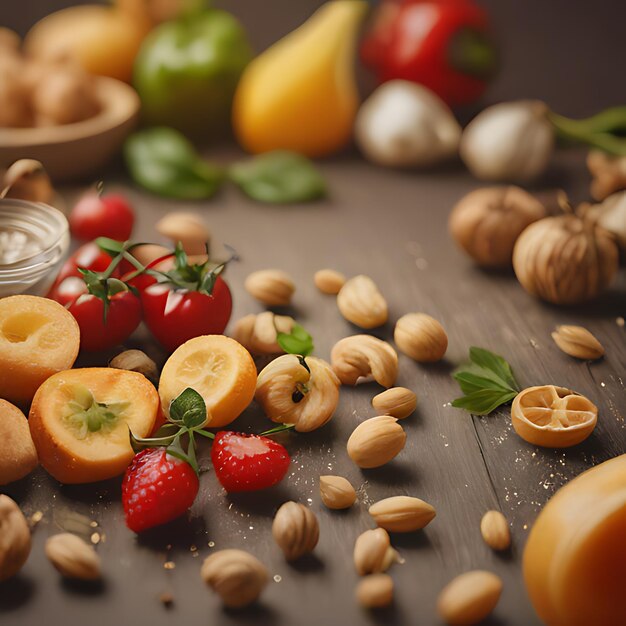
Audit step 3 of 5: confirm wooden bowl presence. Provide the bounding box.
[0,77,140,182]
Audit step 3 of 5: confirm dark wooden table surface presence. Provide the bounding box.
[1,147,624,626]
[1,2,626,625]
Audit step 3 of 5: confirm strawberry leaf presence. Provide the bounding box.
[169,388,207,428]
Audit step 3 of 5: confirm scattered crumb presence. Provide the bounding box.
[164,561,175,570]
[159,592,174,608]
[273,575,282,583]
[617,317,624,328]
[29,511,43,528]
[90,532,101,545]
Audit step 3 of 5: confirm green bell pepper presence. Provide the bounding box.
[133,8,253,139]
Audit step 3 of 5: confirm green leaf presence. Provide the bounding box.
[124,127,223,200]
[451,346,519,415]
[451,390,517,416]
[468,347,518,391]
[453,364,515,395]
[96,237,125,257]
[229,151,327,204]
[169,388,207,428]
[277,323,314,356]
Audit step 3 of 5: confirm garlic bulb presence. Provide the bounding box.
[589,191,626,256]
[449,186,545,268]
[513,214,619,304]
[355,80,461,168]
[460,101,554,182]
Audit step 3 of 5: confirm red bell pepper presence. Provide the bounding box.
[361,0,497,107]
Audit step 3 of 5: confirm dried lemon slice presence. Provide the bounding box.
[511,385,598,448]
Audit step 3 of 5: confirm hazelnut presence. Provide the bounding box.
[353,528,398,575]
[347,416,406,469]
[314,269,346,294]
[449,186,545,268]
[272,501,319,561]
[245,269,295,306]
[319,475,357,510]
[371,387,417,419]
[394,313,448,362]
[0,495,31,582]
[201,549,268,608]
[45,533,101,580]
[337,275,388,329]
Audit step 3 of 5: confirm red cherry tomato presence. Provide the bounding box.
[70,192,135,242]
[68,291,142,352]
[47,242,118,304]
[141,278,232,352]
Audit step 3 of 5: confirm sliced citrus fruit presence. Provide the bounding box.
[159,335,256,428]
[511,385,597,448]
[29,368,159,484]
[0,295,80,404]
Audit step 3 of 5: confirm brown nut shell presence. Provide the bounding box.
[0,399,38,485]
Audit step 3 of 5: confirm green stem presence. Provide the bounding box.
[259,423,296,437]
[549,111,626,156]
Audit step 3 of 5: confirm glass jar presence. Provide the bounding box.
[0,198,69,298]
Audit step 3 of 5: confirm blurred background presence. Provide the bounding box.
[2,0,626,117]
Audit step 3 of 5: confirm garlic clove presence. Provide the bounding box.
[460,100,554,182]
[355,80,461,168]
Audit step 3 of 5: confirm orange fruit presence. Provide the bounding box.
[29,368,159,484]
[511,385,597,448]
[0,295,80,405]
[524,454,626,626]
[159,335,256,428]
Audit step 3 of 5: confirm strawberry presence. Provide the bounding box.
[211,431,291,493]
[122,448,199,533]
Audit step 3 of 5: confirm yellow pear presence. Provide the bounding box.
[233,0,368,157]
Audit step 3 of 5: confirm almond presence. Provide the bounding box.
[480,510,511,551]
[369,496,436,533]
[356,574,394,608]
[45,533,101,580]
[551,325,605,360]
[314,269,346,294]
[319,475,357,510]
[372,387,417,419]
[201,549,268,608]
[245,269,295,306]
[437,570,503,625]
[331,335,398,388]
[272,501,319,561]
[156,212,210,255]
[394,313,448,362]
[337,275,388,328]
[347,416,406,468]
[353,528,398,575]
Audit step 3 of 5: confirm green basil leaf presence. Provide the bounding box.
[169,387,207,428]
[229,150,327,203]
[453,364,515,395]
[469,347,519,391]
[124,127,223,200]
[277,323,314,356]
[451,389,517,416]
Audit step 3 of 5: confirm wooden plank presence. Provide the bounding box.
[3,149,623,625]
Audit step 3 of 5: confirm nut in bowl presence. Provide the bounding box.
[0,76,140,181]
